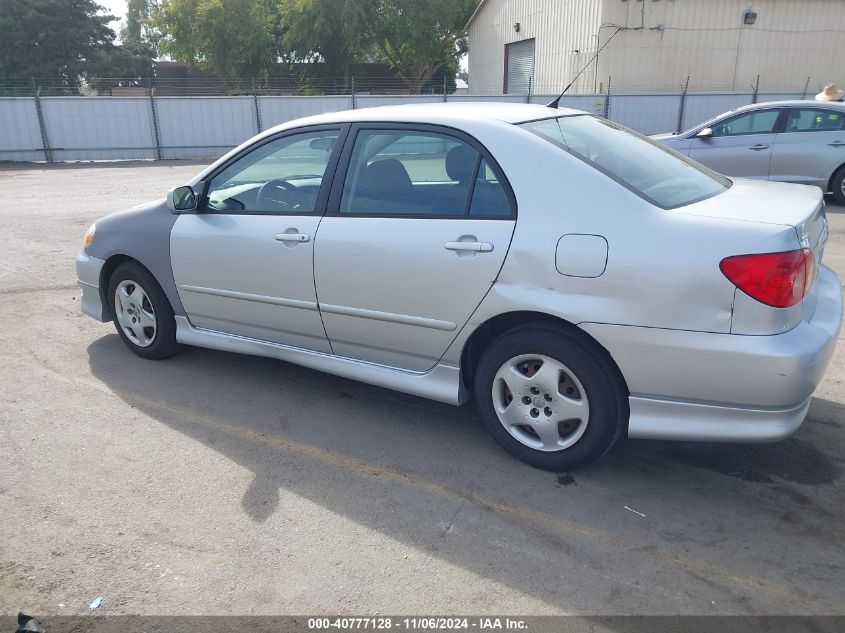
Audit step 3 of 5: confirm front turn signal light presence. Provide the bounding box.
[83,223,96,249]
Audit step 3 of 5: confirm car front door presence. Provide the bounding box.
[769,106,845,186]
[313,125,516,371]
[687,108,784,179]
[170,126,346,352]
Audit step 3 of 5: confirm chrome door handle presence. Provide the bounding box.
[444,241,493,253]
[828,141,845,147]
[748,144,769,151]
[274,233,310,243]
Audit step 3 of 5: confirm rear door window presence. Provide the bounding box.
[337,129,514,218]
[785,108,845,132]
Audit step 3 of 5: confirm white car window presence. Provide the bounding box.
[521,115,730,209]
[206,130,339,215]
[340,130,483,216]
[710,110,781,137]
[786,108,845,133]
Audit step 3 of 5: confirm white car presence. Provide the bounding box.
[76,103,841,470]
[654,100,845,204]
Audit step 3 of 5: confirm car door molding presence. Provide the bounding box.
[324,121,517,220]
[178,284,319,311]
[318,302,457,331]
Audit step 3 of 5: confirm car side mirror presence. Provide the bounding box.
[696,127,714,138]
[167,184,200,214]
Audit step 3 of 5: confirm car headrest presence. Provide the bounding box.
[445,145,478,184]
[360,159,413,195]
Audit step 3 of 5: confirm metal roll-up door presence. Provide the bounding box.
[505,38,535,95]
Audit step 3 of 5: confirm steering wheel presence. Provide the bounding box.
[257,179,298,210]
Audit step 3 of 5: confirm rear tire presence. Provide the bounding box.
[473,326,626,471]
[107,261,179,360]
[832,167,845,206]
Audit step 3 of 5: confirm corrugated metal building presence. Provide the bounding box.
[467,0,845,95]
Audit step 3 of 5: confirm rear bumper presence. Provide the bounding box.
[581,264,842,442]
[76,251,109,322]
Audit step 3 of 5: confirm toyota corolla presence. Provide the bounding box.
[76,103,842,470]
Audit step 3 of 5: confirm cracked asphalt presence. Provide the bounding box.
[0,161,843,616]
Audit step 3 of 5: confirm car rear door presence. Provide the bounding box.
[170,126,346,352]
[769,106,845,185]
[687,108,784,179]
[313,124,516,372]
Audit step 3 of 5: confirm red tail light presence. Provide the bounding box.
[720,249,815,308]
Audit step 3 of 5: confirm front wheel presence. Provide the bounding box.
[473,327,627,471]
[108,261,179,360]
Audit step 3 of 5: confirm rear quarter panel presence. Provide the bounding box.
[441,127,800,366]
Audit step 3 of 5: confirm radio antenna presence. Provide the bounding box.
[547,26,622,108]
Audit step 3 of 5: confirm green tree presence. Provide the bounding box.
[149,0,280,86]
[0,0,117,88]
[372,0,476,93]
[121,0,153,45]
[279,0,376,88]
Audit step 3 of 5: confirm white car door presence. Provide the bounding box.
[313,126,516,372]
[769,106,845,186]
[170,126,345,352]
[688,108,784,179]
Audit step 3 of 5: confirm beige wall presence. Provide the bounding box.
[599,0,845,93]
[468,0,845,95]
[467,0,602,94]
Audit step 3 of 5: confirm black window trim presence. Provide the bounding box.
[324,122,517,220]
[781,106,845,135]
[197,123,351,217]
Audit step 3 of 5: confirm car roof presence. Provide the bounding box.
[267,102,584,131]
[731,99,845,113]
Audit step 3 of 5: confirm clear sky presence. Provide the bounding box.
[98,0,128,37]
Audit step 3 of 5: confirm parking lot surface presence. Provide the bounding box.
[1,161,843,615]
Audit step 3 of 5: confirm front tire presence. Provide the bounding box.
[108,261,179,360]
[473,326,627,471]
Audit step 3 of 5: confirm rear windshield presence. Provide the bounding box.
[519,115,730,209]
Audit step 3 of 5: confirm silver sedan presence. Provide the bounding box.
[654,100,845,204]
[76,103,842,470]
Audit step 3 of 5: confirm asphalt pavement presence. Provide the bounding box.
[0,161,843,616]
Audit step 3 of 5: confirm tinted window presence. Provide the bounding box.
[520,115,729,209]
[206,130,339,214]
[711,110,780,137]
[469,160,511,217]
[340,130,479,216]
[785,108,845,132]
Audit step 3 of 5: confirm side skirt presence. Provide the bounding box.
[175,316,469,406]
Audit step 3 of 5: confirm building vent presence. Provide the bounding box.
[505,38,536,95]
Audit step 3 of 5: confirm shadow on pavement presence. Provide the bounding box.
[86,333,844,613]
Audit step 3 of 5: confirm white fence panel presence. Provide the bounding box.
[155,96,255,159]
[355,95,443,109]
[610,94,682,135]
[529,93,606,114]
[449,94,526,103]
[259,95,352,129]
[41,96,155,161]
[1,90,821,162]
[0,98,43,162]
[758,92,805,102]
[681,93,753,132]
